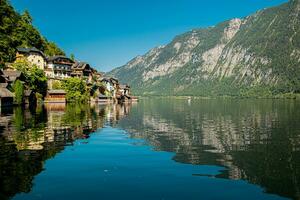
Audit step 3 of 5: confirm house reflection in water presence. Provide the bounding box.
[0,103,133,200]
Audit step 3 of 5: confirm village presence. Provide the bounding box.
[0,47,137,107]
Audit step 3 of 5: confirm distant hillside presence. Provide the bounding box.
[0,0,64,66]
[108,0,300,97]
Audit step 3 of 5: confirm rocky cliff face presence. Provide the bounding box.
[108,0,300,96]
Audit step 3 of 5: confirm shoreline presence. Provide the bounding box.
[136,94,300,100]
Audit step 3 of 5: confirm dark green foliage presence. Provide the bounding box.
[0,0,64,66]
[44,42,65,56]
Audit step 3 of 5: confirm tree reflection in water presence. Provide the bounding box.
[0,102,132,200]
[0,99,300,200]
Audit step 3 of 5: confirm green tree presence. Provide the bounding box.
[70,53,75,61]
[44,41,65,56]
[0,0,65,64]
[27,66,48,97]
[21,10,32,24]
[13,80,24,104]
[12,60,48,97]
[62,77,89,102]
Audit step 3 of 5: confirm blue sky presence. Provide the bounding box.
[11,0,287,72]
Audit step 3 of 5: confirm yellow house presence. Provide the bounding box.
[16,47,47,70]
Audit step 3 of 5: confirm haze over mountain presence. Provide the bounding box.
[108,0,300,96]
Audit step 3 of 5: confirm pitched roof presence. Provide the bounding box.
[100,77,110,82]
[17,47,46,58]
[119,84,130,89]
[47,56,74,64]
[3,70,21,77]
[2,70,23,82]
[110,77,119,83]
[72,62,91,70]
[47,90,67,95]
[0,87,14,98]
[100,77,119,84]
[0,83,8,88]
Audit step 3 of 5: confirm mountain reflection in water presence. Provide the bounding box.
[0,99,299,200]
[117,99,300,200]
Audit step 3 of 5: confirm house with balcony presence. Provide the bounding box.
[71,62,93,82]
[46,56,74,79]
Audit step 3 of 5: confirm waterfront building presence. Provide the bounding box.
[96,94,111,103]
[45,90,67,103]
[15,47,47,70]
[119,84,130,96]
[118,84,131,102]
[71,62,93,82]
[46,56,74,79]
[100,77,120,98]
[0,86,14,107]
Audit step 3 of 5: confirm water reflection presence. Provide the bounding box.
[116,98,300,200]
[0,103,133,200]
[0,99,299,199]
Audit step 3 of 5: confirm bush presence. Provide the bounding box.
[52,80,62,89]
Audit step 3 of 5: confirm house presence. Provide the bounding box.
[2,70,26,85]
[44,90,67,103]
[96,94,111,104]
[93,69,102,80]
[16,47,47,70]
[118,84,131,102]
[119,85,130,96]
[100,77,119,98]
[46,56,74,79]
[71,62,93,82]
[0,86,14,107]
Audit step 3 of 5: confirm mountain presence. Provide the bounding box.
[0,0,64,66]
[108,0,300,97]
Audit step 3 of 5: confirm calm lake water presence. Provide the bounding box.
[0,98,299,200]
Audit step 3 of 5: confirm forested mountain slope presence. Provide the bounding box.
[109,0,300,96]
[0,0,64,66]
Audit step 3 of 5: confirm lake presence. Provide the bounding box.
[0,98,299,200]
